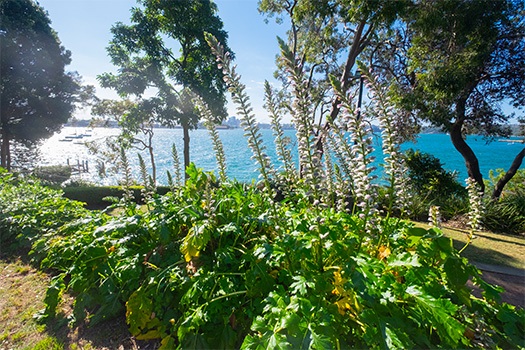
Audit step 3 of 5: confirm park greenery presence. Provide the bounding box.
[1,0,525,349]
[0,0,95,171]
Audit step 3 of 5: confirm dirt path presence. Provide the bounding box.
[469,263,524,309]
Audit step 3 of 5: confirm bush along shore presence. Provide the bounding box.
[1,36,524,349]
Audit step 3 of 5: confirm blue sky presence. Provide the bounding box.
[37,0,288,122]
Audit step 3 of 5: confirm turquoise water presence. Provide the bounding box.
[40,127,524,185]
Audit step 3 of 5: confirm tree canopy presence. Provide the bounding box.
[382,0,525,195]
[98,0,231,176]
[0,0,85,170]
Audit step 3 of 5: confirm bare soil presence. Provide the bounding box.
[469,269,525,309]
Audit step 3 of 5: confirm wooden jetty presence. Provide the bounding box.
[67,159,89,174]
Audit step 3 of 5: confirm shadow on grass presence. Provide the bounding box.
[474,232,525,247]
[43,312,159,350]
[450,237,524,270]
[0,247,158,350]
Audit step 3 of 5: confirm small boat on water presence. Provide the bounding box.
[64,134,84,139]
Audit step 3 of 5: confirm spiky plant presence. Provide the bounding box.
[428,205,442,228]
[278,38,322,197]
[264,80,296,183]
[330,74,378,234]
[118,146,135,207]
[361,65,410,217]
[171,143,182,187]
[205,33,274,187]
[195,96,228,183]
[138,153,155,203]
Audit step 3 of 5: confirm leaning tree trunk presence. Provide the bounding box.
[450,101,485,194]
[182,121,190,180]
[492,147,525,200]
[314,20,369,155]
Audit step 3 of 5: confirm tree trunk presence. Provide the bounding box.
[1,127,10,171]
[147,130,156,184]
[450,101,485,194]
[182,122,190,180]
[492,146,525,200]
[315,20,368,154]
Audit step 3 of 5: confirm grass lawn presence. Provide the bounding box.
[0,257,155,350]
[414,222,525,270]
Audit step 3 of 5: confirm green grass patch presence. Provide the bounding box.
[415,222,525,270]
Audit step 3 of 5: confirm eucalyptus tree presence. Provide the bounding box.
[98,0,231,177]
[0,0,90,170]
[258,0,408,152]
[380,0,525,197]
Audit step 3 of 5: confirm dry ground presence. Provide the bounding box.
[0,257,158,350]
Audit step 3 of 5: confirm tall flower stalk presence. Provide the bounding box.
[361,66,410,217]
[118,146,135,208]
[320,132,336,208]
[326,120,355,190]
[461,177,484,253]
[278,38,321,197]
[264,80,296,183]
[195,96,228,183]
[428,205,442,228]
[205,33,274,186]
[330,75,378,233]
[138,153,155,203]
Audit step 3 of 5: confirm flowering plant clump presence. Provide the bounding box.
[264,80,297,185]
[166,143,182,191]
[1,32,523,350]
[205,33,274,188]
[329,74,378,231]
[361,66,411,216]
[278,38,322,196]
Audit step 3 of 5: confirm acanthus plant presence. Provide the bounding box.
[461,177,485,252]
[360,65,411,217]
[166,143,182,192]
[205,33,275,190]
[264,80,297,188]
[6,33,522,350]
[195,96,228,183]
[329,74,379,233]
[277,38,323,199]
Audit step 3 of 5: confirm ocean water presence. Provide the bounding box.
[39,126,524,185]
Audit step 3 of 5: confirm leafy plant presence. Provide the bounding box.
[403,149,468,220]
[2,20,524,350]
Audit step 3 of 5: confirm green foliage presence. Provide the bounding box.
[0,0,91,170]
[0,172,87,252]
[31,166,72,186]
[3,164,522,348]
[481,169,525,235]
[62,185,170,209]
[403,149,468,220]
[2,3,524,346]
[483,190,525,235]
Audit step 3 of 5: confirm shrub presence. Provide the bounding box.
[62,185,171,209]
[404,149,468,220]
[33,166,525,348]
[483,190,525,235]
[0,171,88,254]
[482,169,525,235]
[31,165,72,185]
